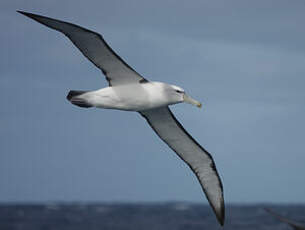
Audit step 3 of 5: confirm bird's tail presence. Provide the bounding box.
[66,90,93,108]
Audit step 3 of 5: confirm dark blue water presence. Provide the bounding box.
[0,203,304,230]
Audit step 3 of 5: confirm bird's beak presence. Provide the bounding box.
[183,93,202,108]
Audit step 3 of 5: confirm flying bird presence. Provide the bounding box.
[265,208,305,230]
[18,11,225,225]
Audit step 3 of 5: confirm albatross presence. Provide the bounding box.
[18,11,225,225]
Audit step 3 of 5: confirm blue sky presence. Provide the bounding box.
[1,0,305,204]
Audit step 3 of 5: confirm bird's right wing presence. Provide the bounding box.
[18,11,147,86]
[140,107,225,225]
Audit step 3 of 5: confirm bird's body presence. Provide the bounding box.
[18,10,225,226]
[70,82,185,111]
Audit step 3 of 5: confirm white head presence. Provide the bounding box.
[166,84,202,108]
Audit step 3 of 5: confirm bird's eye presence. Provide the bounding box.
[175,90,183,93]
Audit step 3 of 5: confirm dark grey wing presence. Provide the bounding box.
[17,11,147,86]
[265,208,305,230]
[140,107,225,226]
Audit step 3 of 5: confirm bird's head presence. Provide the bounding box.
[169,85,202,108]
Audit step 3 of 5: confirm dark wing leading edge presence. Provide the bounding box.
[17,11,147,86]
[140,107,225,225]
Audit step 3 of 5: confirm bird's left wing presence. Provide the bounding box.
[17,11,147,86]
[140,107,225,225]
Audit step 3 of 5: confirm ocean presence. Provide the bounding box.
[0,203,304,230]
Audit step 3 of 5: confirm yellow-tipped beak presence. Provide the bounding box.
[183,94,202,108]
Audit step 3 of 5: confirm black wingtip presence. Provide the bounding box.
[206,194,225,226]
[17,10,30,16]
[216,205,225,226]
[17,10,45,22]
[17,10,38,21]
[219,216,225,226]
[207,188,225,226]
